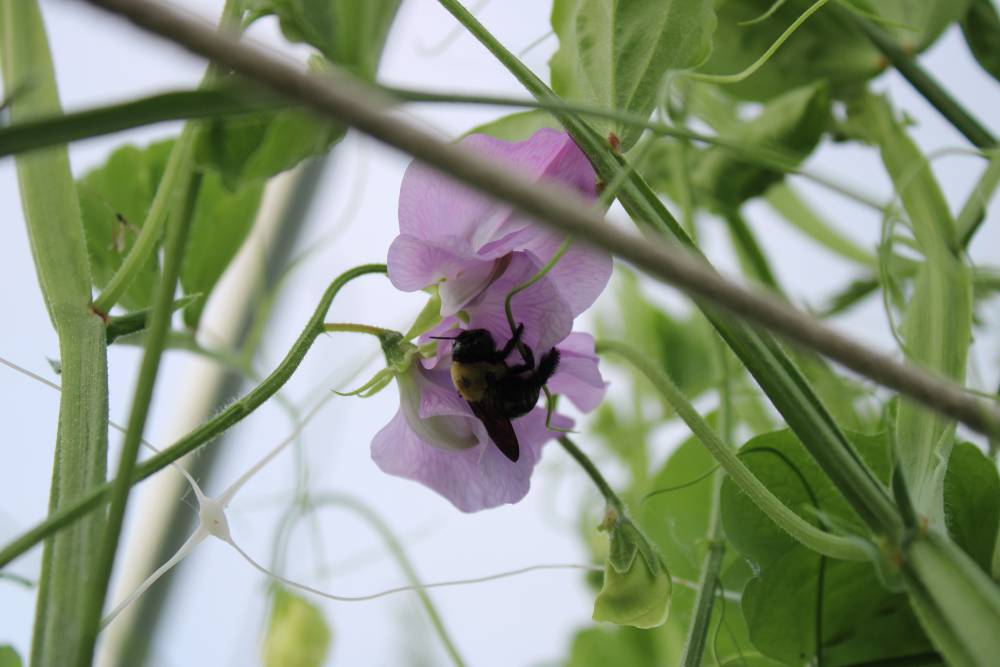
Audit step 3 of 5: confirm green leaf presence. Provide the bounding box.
[699,0,881,102]
[0,646,22,667]
[962,0,1000,83]
[194,100,342,190]
[565,626,664,667]
[721,429,933,665]
[250,0,400,78]
[550,0,716,150]
[875,0,975,52]
[78,141,173,311]
[943,443,1000,572]
[693,81,830,209]
[592,550,672,629]
[263,587,332,667]
[180,171,264,328]
[466,109,561,141]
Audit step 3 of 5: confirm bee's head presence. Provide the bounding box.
[447,329,496,363]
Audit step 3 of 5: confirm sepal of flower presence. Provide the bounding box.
[593,507,672,629]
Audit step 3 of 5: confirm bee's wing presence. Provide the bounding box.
[468,400,519,462]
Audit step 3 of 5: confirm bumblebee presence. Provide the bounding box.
[433,324,560,462]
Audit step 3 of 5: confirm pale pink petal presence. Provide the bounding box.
[523,231,613,317]
[548,332,607,412]
[386,234,474,292]
[463,253,573,354]
[397,129,596,252]
[371,408,572,512]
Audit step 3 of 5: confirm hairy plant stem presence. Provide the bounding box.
[679,342,731,667]
[76,162,203,666]
[1,3,109,665]
[598,340,869,561]
[0,264,388,570]
[558,436,625,514]
[844,8,997,150]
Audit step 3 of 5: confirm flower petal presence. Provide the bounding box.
[386,234,472,292]
[523,231,613,317]
[397,367,477,451]
[464,252,573,354]
[549,332,607,413]
[371,407,571,512]
[397,129,596,253]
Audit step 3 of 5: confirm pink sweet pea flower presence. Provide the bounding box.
[387,128,612,317]
[374,129,611,512]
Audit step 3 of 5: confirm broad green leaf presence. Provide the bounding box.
[80,138,265,328]
[263,587,332,667]
[194,101,342,190]
[180,170,264,328]
[466,109,561,141]
[0,646,22,667]
[943,443,1000,572]
[962,0,1000,83]
[699,0,881,102]
[693,81,830,209]
[875,0,975,52]
[250,0,400,78]
[78,141,172,311]
[721,429,933,665]
[565,626,665,667]
[550,0,716,150]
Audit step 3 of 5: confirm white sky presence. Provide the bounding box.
[1,1,998,666]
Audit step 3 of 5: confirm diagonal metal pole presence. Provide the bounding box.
[79,0,1000,439]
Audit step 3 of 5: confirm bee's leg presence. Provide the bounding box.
[527,348,560,388]
[497,323,525,361]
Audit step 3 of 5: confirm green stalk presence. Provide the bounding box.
[0,265,388,571]
[310,494,466,667]
[0,3,110,666]
[91,0,243,315]
[0,88,278,158]
[679,343,730,667]
[903,531,1000,665]
[558,436,625,513]
[958,152,1000,247]
[436,0,901,539]
[722,208,782,293]
[844,9,997,150]
[76,162,203,666]
[598,340,869,561]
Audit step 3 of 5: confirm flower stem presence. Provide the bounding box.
[1,3,110,665]
[558,435,624,513]
[597,339,870,561]
[680,341,733,666]
[843,7,997,150]
[324,322,395,337]
[0,264,388,571]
